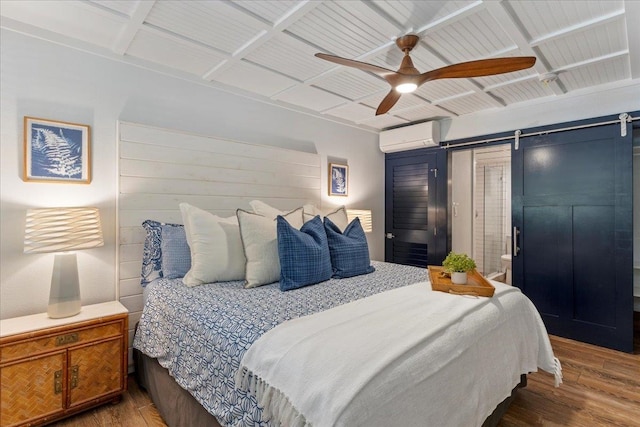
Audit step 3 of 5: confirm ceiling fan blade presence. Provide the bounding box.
[376,90,402,115]
[315,53,397,78]
[417,57,536,86]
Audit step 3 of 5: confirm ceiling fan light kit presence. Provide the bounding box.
[315,35,536,116]
[396,83,417,93]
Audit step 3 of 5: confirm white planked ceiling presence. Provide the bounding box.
[1,0,638,131]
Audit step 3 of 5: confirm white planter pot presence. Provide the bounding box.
[451,271,468,285]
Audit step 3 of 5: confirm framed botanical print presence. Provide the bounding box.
[24,117,91,183]
[329,163,348,196]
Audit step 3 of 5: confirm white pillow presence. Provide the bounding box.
[179,203,246,286]
[237,207,304,288]
[303,204,349,232]
[249,200,287,219]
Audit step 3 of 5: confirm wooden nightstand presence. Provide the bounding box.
[0,301,128,427]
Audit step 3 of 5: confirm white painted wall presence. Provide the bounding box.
[0,29,382,319]
[450,150,473,256]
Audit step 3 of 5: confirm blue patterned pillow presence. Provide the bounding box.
[141,220,183,286]
[324,217,375,278]
[277,215,332,291]
[160,225,191,279]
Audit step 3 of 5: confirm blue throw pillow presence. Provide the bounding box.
[324,217,375,278]
[277,215,332,291]
[160,225,191,279]
[141,220,183,286]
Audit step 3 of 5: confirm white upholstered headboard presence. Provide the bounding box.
[117,121,321,367]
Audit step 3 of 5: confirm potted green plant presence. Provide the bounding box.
[442,251,477,285]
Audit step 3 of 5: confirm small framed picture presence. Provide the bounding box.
[23,117,91,183]
[329,163,348,196]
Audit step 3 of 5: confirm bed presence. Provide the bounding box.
[123,122,560,426]
[133,260,560,427]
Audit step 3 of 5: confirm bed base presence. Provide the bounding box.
[135,348,526,427]
[135,349,223,427]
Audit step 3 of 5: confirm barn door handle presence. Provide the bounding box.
[513,227,520,256]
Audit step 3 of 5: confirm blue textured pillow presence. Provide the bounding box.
[277,215,332,291]
[160,225,191,279]
[141,220,183,286]
[324,217,375,278]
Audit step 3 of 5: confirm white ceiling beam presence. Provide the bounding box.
[111,0,156,55]
[624,0,640,79]
[552,50,629,73]
[202,0,322,81]
[356,104,456,124]
[415,0,485,37]
[528,8,625,47]
[484,0,565,96]
[430,91,477,106]
[482,74,538,91]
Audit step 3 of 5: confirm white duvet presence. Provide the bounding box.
[236,280,561,427]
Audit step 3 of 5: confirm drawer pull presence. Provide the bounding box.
[71,365,79,389]
[55,333,79,346]
[54,370,63,394]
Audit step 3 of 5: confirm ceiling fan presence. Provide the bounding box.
[315,35,536,116]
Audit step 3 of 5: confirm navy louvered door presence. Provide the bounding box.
[385,152,444,268]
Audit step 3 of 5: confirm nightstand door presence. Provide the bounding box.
[0,352,65,426]
[67,337,123,408]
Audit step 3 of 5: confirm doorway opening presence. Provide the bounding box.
[450,144,511,281]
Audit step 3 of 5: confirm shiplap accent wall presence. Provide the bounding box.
[117,121,321,368]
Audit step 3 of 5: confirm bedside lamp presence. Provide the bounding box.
[24,207,104,318]
[346,209,372,232]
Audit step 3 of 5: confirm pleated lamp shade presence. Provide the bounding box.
[24,207,104,318]
[25,207,104,253]
[346,209,372,233]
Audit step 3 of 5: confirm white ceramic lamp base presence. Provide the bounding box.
[48,253,81,318]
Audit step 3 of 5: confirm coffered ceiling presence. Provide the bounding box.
[2,0,639,131]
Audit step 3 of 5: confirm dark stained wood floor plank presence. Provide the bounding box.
[500,331,640,427]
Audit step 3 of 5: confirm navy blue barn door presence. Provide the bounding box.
[385,151,447,268]
[512,123,633,352]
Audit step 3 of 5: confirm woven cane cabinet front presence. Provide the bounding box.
[0,302,128,427]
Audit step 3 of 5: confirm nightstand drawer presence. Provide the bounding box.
[0,321,123,363]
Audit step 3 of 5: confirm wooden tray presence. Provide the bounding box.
[427,265,495,297]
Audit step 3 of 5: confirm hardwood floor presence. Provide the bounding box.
[51,320,640,427]
[499,335,640,427]
[49,376,166,427]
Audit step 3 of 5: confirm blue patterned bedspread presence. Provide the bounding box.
[133,261,427,427]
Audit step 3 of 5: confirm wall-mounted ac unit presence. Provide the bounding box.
[379,121,440,153]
